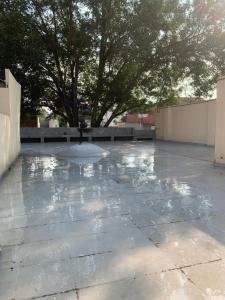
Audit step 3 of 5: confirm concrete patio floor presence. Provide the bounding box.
[1,141,225,299]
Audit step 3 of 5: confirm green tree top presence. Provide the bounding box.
[1,0,225,126]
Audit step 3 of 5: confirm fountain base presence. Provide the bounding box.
[58,143,110,157]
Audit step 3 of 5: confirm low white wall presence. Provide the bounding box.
[0,70,21,178]
[20,127,156,142]
[156,100,216,146]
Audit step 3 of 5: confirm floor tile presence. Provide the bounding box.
[72,246,176,288]
[141,222,221,267]
[34,291,78,300]
[0,268,18,300]
[182,260,225,299]
[0,228,23,246]
[15,260,75,300]
[67,227,150,258]
[78,270,206,300]
[16,239,70,266]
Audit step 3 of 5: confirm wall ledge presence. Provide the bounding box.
[158,99,216,111]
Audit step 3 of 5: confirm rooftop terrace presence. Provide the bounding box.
[1,141,225,299]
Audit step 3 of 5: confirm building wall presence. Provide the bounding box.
[49,118,59,128]
[215,77,225,165]
[0,70,21,178]
[156,100,216,146]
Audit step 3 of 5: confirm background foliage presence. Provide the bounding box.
[0,0,225,126]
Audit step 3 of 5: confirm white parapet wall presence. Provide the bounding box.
[0,69,21,178]
[156,100,216,146]
[215,77,225,165]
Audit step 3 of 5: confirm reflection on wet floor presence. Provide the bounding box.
[1,141,225,299]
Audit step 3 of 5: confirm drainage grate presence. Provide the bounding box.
[92,136,111,141]
[114,136,133,141]
[137,137,153,141]
[44,137,67,142]
[21,138,41,143]
[70,137,89,142]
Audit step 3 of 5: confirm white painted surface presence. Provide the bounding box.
[156,100,216,146]
[215,77,225,165]
[1,141,225,299]
[0,70,21,177]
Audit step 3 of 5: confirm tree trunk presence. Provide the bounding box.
[104,115,114,127]
[67,118,78,127]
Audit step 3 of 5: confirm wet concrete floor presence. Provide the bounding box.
[1,141,225,299]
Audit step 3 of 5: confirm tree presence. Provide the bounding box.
[0,0,225,127]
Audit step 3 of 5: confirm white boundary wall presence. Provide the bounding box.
[156,100,216,146]
[215,77,225,165]
[0,70,21,177]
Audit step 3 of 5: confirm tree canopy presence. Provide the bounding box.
[0,0,225,127]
